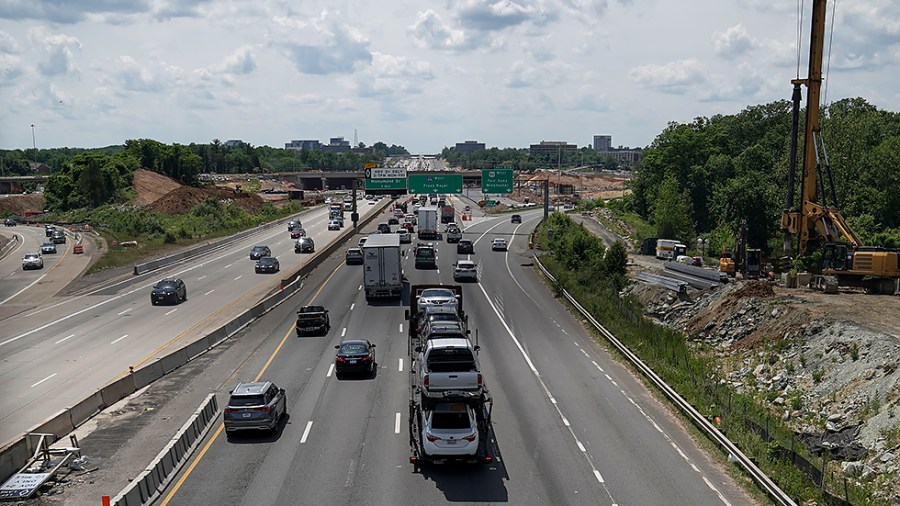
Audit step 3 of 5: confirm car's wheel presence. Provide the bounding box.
[182,291,187,302]
[151,299,157,306]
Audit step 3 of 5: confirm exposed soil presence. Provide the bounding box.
[0,194,43,215]
[132,169,183,207]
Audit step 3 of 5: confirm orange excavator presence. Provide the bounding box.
[780,0,899,294]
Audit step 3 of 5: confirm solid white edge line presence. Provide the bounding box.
[394,412,401,434]
[0,271,48,306]
[327,363,335,378]
[30,373,57,388]
[300,421,313,443]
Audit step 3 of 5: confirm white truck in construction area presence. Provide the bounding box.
[656,238,687,260]
[417,206,439,240]
[362,234,403,300]
[406,284,493,467]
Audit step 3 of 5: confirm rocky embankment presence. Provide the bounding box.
[625,280,900,502]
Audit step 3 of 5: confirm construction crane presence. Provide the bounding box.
[780,0,899,294]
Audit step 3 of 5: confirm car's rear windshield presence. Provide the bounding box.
[431,411,471,430]
[228,395,265,407]
[340,343,369,354]
[416,249,434,258]
[299,306,325,313]
[427,349,475,371]
[155,281,177,289]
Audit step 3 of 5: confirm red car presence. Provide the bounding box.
[291,228,306,239]
[401,222,415,233]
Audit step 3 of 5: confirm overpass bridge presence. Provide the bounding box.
[0,175,48,194]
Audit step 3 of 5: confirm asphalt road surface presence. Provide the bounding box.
[146,208,755,506]
[0,199,385,447]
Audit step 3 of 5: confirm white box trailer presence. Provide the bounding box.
[656,239,687,260]
[417,207,439,239]
[362,234,403,299]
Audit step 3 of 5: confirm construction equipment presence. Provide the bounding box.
[780,0,900,294]
[735,219,762,280]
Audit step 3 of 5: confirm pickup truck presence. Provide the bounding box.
[296,306,330,336]
[416,337,482,406]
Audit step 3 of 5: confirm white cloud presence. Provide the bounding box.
[0,31,20,54]
[713,24,755,59]
[36,33,82,77]
[0,54,23,86]
[355,52,434,98]
[211,46,257,76]
[107,55,175,93]
[456,0,553,31]
[408,10,476,51]
[274,11,372,75]
[629,59,709,95]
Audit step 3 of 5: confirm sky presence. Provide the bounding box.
[1,0,899,154]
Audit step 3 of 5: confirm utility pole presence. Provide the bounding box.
[31,124,36,163]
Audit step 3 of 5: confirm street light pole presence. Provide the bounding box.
[31,124,36,162]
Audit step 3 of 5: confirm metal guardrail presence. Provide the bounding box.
[533,254,797,506]
[635,272,687,292]
[0,233,19,260]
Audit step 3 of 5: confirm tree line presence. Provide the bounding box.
[625,97,900,254]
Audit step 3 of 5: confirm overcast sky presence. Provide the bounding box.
[1,0,898,153]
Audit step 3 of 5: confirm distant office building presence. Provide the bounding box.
[591,135,642,165]
[285,139,322,150]
[224,139,244,148]
[529,141,577,156]
[329,137,350,147]
[455,140,485,153]
[592,135,612,151]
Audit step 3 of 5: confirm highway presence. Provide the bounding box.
[0,198,385,446]
[145,199,754,505]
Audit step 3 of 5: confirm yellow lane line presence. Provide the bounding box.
[160,261,344,504]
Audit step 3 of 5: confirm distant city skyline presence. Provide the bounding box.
[2,2,898,153]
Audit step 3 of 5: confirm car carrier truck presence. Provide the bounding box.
[406,284,493,467]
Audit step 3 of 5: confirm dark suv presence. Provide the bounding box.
[456,239,474,254]
[511,214,522,224]
[295,237,315,253]
[296,306,330,336]
[151,278,186,305]
[223,381,287,434]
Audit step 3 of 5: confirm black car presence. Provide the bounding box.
[287,219,301,231]
[377,223,391,234]
[250,245,271,260]
[45,225,55,237]
[457,239,474,254]
[51,230,66,244]
[334,340,376,377]
[223,381,286,434]
[255,256,280,273]
[295,237,315,253]
[511,214,522,224]
[387,217,399,225]
[151,278,186,305]
[4,217,16,226]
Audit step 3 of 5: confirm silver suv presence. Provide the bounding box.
[223,381,287,434]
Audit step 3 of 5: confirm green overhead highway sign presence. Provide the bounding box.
[365,177,407,190]
[408,174,463,194]
[482,168,513,194]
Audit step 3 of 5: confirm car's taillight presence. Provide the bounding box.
[336,356,345,363]
[255,406,272,412]
[359,355,370,361]
[425,432,440,442]
[423,375,429,388]
[463,433,477,442]
[477,374,483,386]
[223,408,235,414]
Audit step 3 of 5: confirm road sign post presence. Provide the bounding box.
[482,168,513,194]
[407,174,463,194]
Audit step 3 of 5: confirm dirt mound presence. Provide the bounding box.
[133,169,184,207]
[731,280,775,299]
[0,194,43,215]
[147,186,264,215]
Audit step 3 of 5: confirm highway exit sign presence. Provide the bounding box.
[482,168,513,194]
[364,177,406,190]
[407,174,463,194]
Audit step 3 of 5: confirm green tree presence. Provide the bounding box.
[652,175,694,242]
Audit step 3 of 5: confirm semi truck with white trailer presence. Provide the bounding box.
[417,206,439,240]
[362,234,403,300]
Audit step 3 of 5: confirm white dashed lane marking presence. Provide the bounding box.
[55,334,74,344]
[300,421,313,443]
[31,373,57,388]
[327,364,335,378]
[110,334,128,345]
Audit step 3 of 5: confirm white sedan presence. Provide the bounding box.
[491,238,508,251]
[421,403,479,458]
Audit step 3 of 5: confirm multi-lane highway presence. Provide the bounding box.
[0,198,385,446]
[132,197,755,506]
